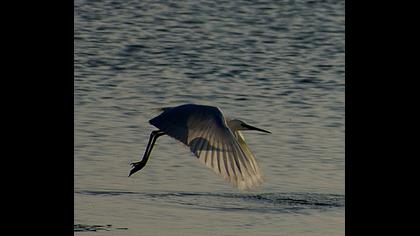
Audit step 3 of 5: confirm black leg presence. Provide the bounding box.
[129,130,165,177]
[136,131,157,163]
[144,130,165,161]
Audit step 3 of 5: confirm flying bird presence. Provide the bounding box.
[129,104,271,190]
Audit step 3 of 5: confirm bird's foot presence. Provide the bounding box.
[128,161,146,177]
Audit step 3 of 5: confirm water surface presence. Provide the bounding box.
[75,0,344,235]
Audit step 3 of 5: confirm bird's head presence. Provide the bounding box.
[228,119,271,133]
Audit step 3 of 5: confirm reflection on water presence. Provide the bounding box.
[75,0,344,235]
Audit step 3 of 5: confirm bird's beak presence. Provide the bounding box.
[242,124,271,134]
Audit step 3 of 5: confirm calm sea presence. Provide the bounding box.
[74,0,344,235]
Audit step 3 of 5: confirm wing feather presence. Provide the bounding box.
[208,130,217,169]
[236,130,262,176]
[226,143,238,184]
[215,138,221,173]
[222,142,233,183]
[230,138,243,179]
[190,121,211,157]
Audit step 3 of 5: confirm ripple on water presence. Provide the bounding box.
[74,224,128,232]
[76,190,344,213]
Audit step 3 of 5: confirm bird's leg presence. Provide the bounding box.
[144,130,165,160]
[130,131,157,166]
[129,130,165,177]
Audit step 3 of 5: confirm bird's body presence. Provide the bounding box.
[129,104,271,190]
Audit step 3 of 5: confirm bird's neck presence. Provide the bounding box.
[226,119,243,131]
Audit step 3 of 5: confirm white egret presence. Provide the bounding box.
[129,104,271,190]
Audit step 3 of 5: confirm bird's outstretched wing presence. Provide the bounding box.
[149,104,263,190]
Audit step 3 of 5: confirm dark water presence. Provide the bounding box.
[74,0,344,235]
